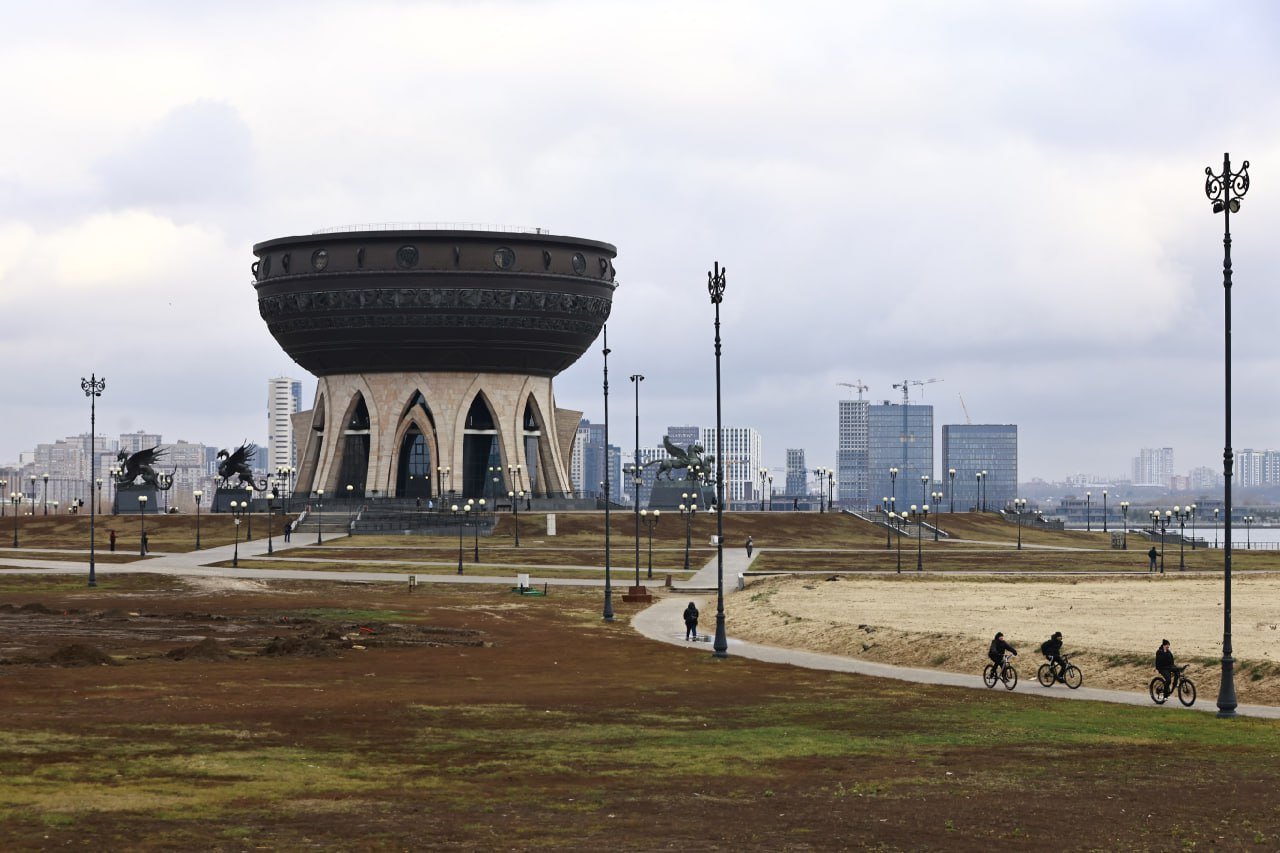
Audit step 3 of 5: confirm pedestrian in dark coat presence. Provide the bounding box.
[683,602,700,640]
[108,529,116,552]
[745,535,754,558]
[1148,546,1158,571]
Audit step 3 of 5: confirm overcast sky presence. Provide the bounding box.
[3,1,1280,482]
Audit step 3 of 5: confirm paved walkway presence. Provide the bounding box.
[2,541,1277,719]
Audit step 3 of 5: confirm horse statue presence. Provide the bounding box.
[646,436,716,482]
[114,447,174,490]
[216,443,266,490]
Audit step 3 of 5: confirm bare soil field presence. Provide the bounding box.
[730,572,1280,703]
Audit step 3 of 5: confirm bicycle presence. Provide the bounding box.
[983,652,1018,690]
[1037,654,1082,689]
[1149,665,1196,707]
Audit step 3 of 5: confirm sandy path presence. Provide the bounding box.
[729,572,1280,703]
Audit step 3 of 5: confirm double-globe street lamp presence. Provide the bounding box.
[451,503,468,574]
[890,510,904,573]
[1102,489,1109,533]
[1120,501,1130,550]
[1014,498,1027,550]
[758,468,767,512]
[1175,505,1191,571]
[1085,491,1092,532]
[640,509,660,580]
[81,373,106,587]
[679,494,698,572]
[436,466,450,509]
[931,491,944,540]
[508,490,524,547]
[315,489,325,544]
[42,473,49,516]
[230,499,244,567]
[1244,515,1254,551]
[467,498,486,562]
[911,504,928,571]
[708,261,728,658]
[889,468,898,516]
[948,468,956,513]
[1207,151,1249,717]
[194,490,204,549]
[10,494,22,546]
[975,471,985,512]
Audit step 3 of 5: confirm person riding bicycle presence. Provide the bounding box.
[988,632,1017,671]
[1155,639,1177,696]
[1040,631,1066,682]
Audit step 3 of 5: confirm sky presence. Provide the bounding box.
[3,0,1280,483]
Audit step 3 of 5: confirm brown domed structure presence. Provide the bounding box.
[253,227,617,503]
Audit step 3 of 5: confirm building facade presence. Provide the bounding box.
[700,426,763,504]
[1132,447,1175,487]
[868,403,934,513]
[786,449,806,496]
[837,398,869,510]
[267,376,303,473]
[941,424,1018,511]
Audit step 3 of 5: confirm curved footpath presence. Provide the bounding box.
[2,539,1278,719]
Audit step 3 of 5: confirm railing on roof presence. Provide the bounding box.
[312,222,549,236]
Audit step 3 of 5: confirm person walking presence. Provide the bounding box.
[745,535,754,558]
[1147,546,1157,572]
[283,520,292,543]
[683,602,700,641]
[108,529,116,552]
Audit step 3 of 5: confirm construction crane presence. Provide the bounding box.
[891,378,943,472]
[838,380,869,400]
[958,394,972,425]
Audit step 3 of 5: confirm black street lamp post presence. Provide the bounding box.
[230,500,243,567]
[680,494,697,572]
[315,490,324,544]
[266,486,275,556]
[1015,497,1027,550]
[630,373,644,589]
[948,468,956,513]
[758,467,767,512]
[812,467,826,513]
[827,470,834,513]
[601,326,614,622]
[11,494,21,547]
[453,503,465,574]
[42,474,49,516]
[882,497,891,549]
[436,466,450,509]
[1190,504,1198,550]
[893,511,903,573]
[931,491,943,540]
[889,468,898,517]
[640,509,660,580]
[81,373,105,587]
[137,494,148,557]
[95,478,102,516]
[1159,511,1170,573]
[1214,508,1220,549]
[1207,151,1249,717]
[1176,505,1189,570]
[508,491,522,547]
[1103,490,1109,532]
[470,499,485,561]
[1120,501,1130,550]
[912,504,928,571]
[920,474,929,510]
[767,474,773,511]
[708,262,728,658]
[0,480,6,518]
[1085,491,1092,532]
[194,490,203,549]
[1244,515,1254,551]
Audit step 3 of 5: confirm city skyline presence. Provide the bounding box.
[3,4,1280,482]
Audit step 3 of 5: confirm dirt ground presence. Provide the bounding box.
[3,574,1280,849]
[729,572,1280,703]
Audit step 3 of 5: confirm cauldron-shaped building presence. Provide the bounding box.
[253,227,616,503]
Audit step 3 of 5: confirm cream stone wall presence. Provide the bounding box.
[292,371,579,498]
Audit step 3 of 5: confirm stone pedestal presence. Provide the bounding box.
[622,585,653,603]
[112,486,159,515]
[213,488,252,513]
[648,479,716,510]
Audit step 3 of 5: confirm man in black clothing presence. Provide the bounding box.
[683,602,700,641]
[988,632,1017,672]
[1041,631,1066,681]
[1156,639,1177,697]
[1148,547,1158,572]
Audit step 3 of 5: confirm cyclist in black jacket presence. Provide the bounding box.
[1040,631,1066,682]
[988,632,1017,670]
[1155,639,1177,695]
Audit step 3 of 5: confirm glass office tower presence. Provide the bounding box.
[941,424,1018,511]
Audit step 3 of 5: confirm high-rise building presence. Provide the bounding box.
[267,376,303,473]
[941,424,1018,511]
[868,402,933,513]
[1132,447,1174,487]
[700,426,762,504]
[786,449,806,496]
[837,398,870,509]
[570,420,615,500]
